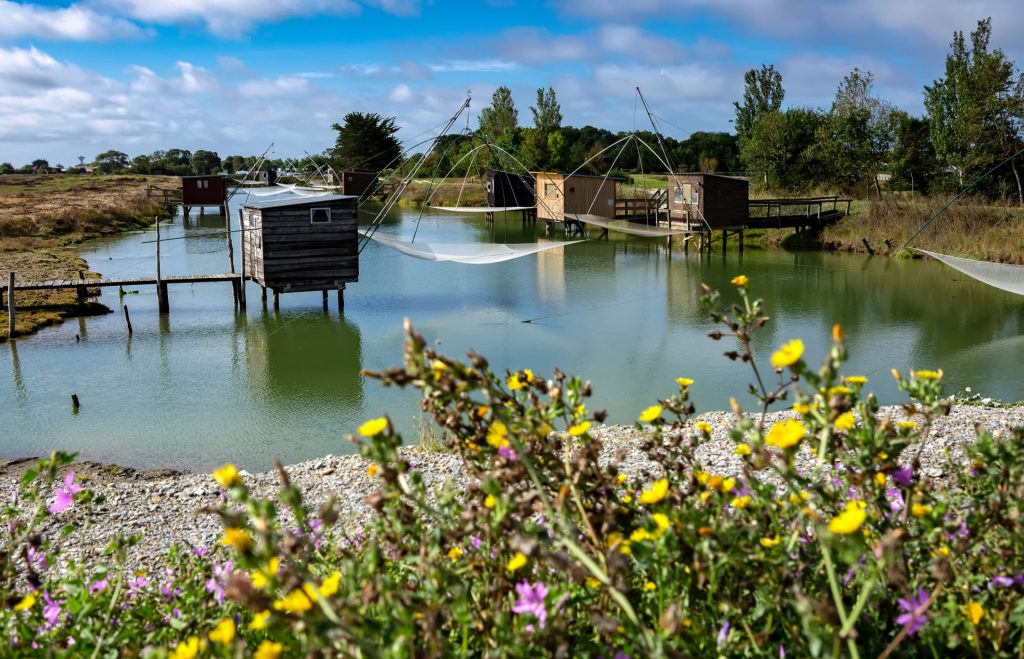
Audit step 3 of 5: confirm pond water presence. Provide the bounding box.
[2,196,1023,472]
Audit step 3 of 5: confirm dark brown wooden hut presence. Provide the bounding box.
[181,175,228,216]
[486,170,535,207]
[533,172,619,221]
[667,173,749,229]
[333,171,378,196]
[241,195,358,296]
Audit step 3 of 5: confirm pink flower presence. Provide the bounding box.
[42,592,62,629]
[498,445,518,461]
[27,547,47,571]
[511,580,548,629]
[48,472,82,513]
[89,578,108,595]
[896,588,929,636]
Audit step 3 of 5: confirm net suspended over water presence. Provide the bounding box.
[427,206,535,213]
[916,249,1024,296]
[568,214,691,238]
[359,231,582,264]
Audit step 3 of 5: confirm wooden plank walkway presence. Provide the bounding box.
[1,273,239,293]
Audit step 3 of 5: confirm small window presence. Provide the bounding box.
[692,190,699,206]
[545,183,558,197]
[674,185,683,203]
[310,208,331,224]
[681,183,692,204]
[568,186,575,194]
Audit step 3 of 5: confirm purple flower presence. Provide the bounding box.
[886,487,905,513]
[42,592,62,629]
[127,576,149,595]
[892,468,913,487]
[189,544,209,558]
[66,637,75,647]
[498,445,518,461]
[48,472,81,513]
[614,653,630,659]
[779,645,786,658]
[990,575,1015,589]
[89,578,108,595]
[896,588,929,636]
[843,556,866,586]
[27,547,47,571]
[718,620,731,646]
[511,580,548,629]
[205,560,233,604]
[470,535,482,550]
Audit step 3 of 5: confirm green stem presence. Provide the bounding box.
[821,543,861,659]
[840,579,876,636]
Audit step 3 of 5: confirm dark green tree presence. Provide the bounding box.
[190,150,222,175]
[0,162,14,175]
[924,17,1024,201]
[741,108,824,190]
[93,150,129,174]
[530,87,562,133]
[331,112,402,172]
[478,86,519,142]
[888,112,938,194]
[733,65,785,143]
[163,149,193,175]
[129,155,153,174]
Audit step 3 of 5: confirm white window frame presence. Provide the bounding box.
[310,207,332,224]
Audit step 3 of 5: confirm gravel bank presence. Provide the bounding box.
[4,405,1022,573]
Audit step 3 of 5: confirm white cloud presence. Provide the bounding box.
[0,1,146,41]
[597,26,684,64]
[238,76,310,97]
[388,83,415,103]
[430,59,517,73]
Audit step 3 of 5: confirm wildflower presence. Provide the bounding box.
[735,443,751,456]
[366,464,379,477]
[638,405,663,423]
[619,541,632,555]
[765,419,806,450]
[250,558,280,589]
[48,472,81,513]
[42,592,62,629]
[834,412,855,431]
[911,503,931,517]
[484,494,496,509]
[730,496,751,510]
[760,534,781,548]
[430,359,447,378]
[606,532,623,548]
[27,546,47,571]
[127,575,150,596]
[622,494,633,504]
[770,339,804,369]
[896,588,929,636]
[891,368,901,380]
[792,403,812,414]
[638,479,669,505]
[718,620,731,646]
[829,500,867,535]
[695,420,712,435]
[897,421,918,431]
[932,545,950,559]
[832,324,844,342]
[170,637,202,659]
[731,274,748,287]
[212,464,241,489]
[845,375,868,385]
[486,421,509,448]
[497,445,518,461]
[254,640,285,659]
[644,581,657,591]
[676,377,694,387]
[507,552,528,572]
[249,610,271,631]
[616,473,627,484]
[222,528,252,552]
[511,580,548,628]
[14,593,35,611]
[87,578,109,595]
[912,369,943,381]
[585,577,601,588]
[273,589,314,614]
[208,618,235,645]
[569,421,591,437]
[205,560,233,605]
[357,417,388,437]
[448,546,464,562]
[874,472,887,487]
[319,571,341,597]
[508,369,533,390]
[893,468,913,486]
[651,513,670,535]
[630,528,654,543]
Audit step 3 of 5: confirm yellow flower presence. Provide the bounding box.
[845,375,868,385]
[222,528,252,552]
[249,610,271,631]
[699,491,712,504]
[695,470,710,485]
[932,545,950,559]
[765,418,806,450]
[250,557,280,589]
[638,479,669,505]
[651,513,670,534]
[273,588,314,614]
[639,405,663,423]
[586,577,601,588]
[507,552,528,572]
[644,580,657,591]
[367,463,379,477]
[630,528,654,543]
[208,618,235,645]
[606,532,622,548]
[897,421,918,430]
[616,473,627,484]
[788,493,802,505]
[911,503,931,517]
[430,359,447,374]
[832,324,844,342]
[891,368,902,380]
[834,412,855,431]
[792,403,812,414]
[912,369,943,381]
[707,475,723,490]
[730,496,751,510]
[212,464,241,489]
[759,534,781,548]
[735,443,751,456]
[827,385,852,396]
[358,417,388,437]
[486,421,509,448]
[507,369,534,390]
[319,570,341,597]
[622,494,633,504]
[964,601,984,625]
[828,500,867,535]
[14,593,35,611]
[676,377,694,387]
[254,640,285,659]
[731,274,749,287]
[874,472,887,487]
[448,546,464,562]
[695,420,712,435]
[170,637,202,659]
[569,421,591,437]
[484,494,496,509]
[770,339,804,369]
[619,541,632,555]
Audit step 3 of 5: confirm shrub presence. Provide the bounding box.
[2,280,1023,656]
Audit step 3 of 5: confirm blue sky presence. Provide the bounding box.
[1,0,1021,166]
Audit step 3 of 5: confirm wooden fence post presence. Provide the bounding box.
[7,272,14,338]
[156,216,169,313]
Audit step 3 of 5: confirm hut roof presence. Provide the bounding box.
[531,171,627,182]
[243,195,357,210]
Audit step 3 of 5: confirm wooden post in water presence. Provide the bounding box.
[71,394,80,410]
[76,270,86,305]
[155,216,169,313]
[338,285,345,312]
[738,230,745,253]
[237,209,247,310]
[123,304,133,335]
[227,207,237,305]
[7,272,14,339]
[322,290,328,311]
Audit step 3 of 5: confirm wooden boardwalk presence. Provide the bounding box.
[1,273,238,293]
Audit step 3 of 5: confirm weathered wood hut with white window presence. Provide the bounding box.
[533,172,619,221]
[240,195,358,303]
[667,173,749,229]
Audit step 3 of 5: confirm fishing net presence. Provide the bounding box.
[427,206,535,213]
[231,184,296,197]
[916,249,1024,296]
[569,213,690,238]
[359,231,582,264]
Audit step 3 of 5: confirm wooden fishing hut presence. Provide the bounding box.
[181,175,229,219]
[251,170,278,186]
[533,172,619,226]
[486,170,536,207]
[240,195,358,309]
[335,171,378,196]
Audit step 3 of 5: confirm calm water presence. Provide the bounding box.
[3,197,1023,471]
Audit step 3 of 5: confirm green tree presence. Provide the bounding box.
[546,130,567,171]
[478,86,519,142]
[0,162,14,175]
[888,112,938,194]
[530,87,562,133]
[163,149,193,175]
[331,112,402,172]
[129,155,153,174]
[924,17,1024,201]
[741,108,824,191]
[733,65,785,143]
[93,150,129,174]
[190,149,222,175]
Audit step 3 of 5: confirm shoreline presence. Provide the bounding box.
[7,404,1023,572]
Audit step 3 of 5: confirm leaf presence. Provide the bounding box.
[20,468,37,488]
[169,617,188,631]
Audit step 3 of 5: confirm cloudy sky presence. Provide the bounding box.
[1,0,1021,166]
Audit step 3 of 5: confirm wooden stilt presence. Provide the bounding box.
[739,230,745,253]
[261,286,267,309]
[7,272,14,338]
[322,290,329,310]
[123,304,133,335]
[338,286,345,312]
[156,217,169,314]
[237,208,247,310]
[273,290,280,310]
[723,230,729,252]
